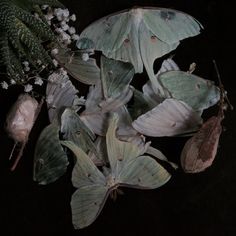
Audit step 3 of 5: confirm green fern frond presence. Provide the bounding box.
[0,33,24,80]
[13,5,56,41]
[17,18,53,65]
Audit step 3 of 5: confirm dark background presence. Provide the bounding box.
[0,0,236,235]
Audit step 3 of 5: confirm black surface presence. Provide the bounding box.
[0,0,236,235]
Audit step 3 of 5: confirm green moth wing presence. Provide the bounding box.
[106,114,145,176]
[71,185,109,229]
[100,55,135,99]
[61,141,108,229]
[118,155,171,189]
[61,141,106,188]
[55,48,100,85]
[61,108,98,156]
[33,124,69,185]
[158,71,220,111]
[78,7,202,94]
[132,98,202,137]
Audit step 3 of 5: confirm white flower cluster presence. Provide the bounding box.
[43,6,79,46]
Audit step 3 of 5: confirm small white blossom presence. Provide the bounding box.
[34,77,44,86]
[22,61,29,67]
[70,14,76,21]
[46,94,54,104]
[82,53,89,61]
[34,13,39,19]
[10,79,16,85]
[59,68,67,76]
[51,48,59,56]
[48,72,58,83]
[62,9,70,18]
[52,59,59,67]
[55,27,63,34]
[24,84,33,92]
[24,66,30,72]
[41,4,49,10]
[68,26,76,35]
[37,59,42,65]
[62,23,69,31]
[45,12,54,21]
[1,81,8,89]
[71,34,80,41]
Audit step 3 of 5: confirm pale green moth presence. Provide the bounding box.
[80,57,135,135]
[62,114,170,229]
[33,124,69,185]
[158,71,220,111]
[60,108,98,156]
[132,98,203,137]
[77,7,202,95]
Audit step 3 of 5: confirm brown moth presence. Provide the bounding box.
[180,61,233,173]
[5,94,43,171]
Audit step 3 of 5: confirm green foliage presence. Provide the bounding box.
[0,0,62,82]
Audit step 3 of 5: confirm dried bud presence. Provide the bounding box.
[5,94,42,171]
[6,94,39,143]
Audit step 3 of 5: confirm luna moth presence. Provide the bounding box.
[77,7,202,95]
[33,123,69,185]
[132,98,203,137]
[180,61,233,173]
[62,114,170,229]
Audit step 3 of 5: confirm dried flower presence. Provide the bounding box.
[34,77,44,86]
[1,81,9,89]
[24,84,33,92]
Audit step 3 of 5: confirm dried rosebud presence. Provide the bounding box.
[5,94,41,171]
[180,115,223,173]
[6,94,39,143]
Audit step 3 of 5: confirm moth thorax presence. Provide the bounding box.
[106,175,116,188]
[131,8,143,27]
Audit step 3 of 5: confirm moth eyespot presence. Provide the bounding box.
[171,122,176,127]
[138,178,141,182]
[94,202,98,206]
[160,11,175,20]
[151,35,157,42]
[87,173,91,177]
[124,38,130,44]
[196,83,201,90]
[118,158,123,161]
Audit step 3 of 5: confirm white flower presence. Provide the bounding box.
[46,94,54,104]
[68,26,76,35]
[34,13,39,19]
[59,68,67,76]
[24,84,33,92]
[45,12,54,21]
[82,53,89,61]
[34,77,44,86]
[52,59,59,67]
[55,27,64,34]
[10,79,16,85]
[48,72,58,83]
[51,48,59,56]
[61,23,69,31]
[62,9,70,18]
[70,14,76,21]
[24,66,30,72]
[22,61,29,67]
[41,4,49,10]
[37,59,42,65]
[1,81,8,89]
[71,34,80,41]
